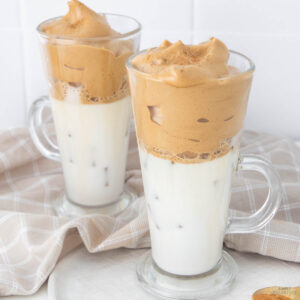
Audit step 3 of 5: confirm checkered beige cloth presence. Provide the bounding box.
[0,128,299,296]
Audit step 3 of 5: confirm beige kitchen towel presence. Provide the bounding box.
[0,128,299,296]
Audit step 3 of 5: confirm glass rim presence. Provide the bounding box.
[126,48,255,79]
[37,12,142,41]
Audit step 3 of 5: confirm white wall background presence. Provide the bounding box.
[1,0,300,138]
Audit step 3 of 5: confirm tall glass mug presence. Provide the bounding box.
[29,14,141,216]
[127,50,282,299]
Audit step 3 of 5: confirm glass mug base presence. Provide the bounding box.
[136,250,238,300]
[54,188,136,217]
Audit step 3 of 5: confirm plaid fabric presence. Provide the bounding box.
[0,128,299,296]
[227,131,300,263]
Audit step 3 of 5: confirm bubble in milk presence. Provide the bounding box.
[147,105,163,125]
[188,138,200,142]
[199,153,210,160]
[177,151,198,160]
[68,82,81,88]
[197,118,209,123]
[224,115,234,122]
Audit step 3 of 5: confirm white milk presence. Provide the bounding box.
[139,147,238,276]
[51,86,131,206]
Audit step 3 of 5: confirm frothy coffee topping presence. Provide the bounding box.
[41,0,133,104]
[131,38,230,87]
[42,0,116,38]
[128,38,253,163]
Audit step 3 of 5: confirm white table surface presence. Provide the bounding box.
[2,246,300,300]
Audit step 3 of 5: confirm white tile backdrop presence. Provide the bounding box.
[1,0,300,138]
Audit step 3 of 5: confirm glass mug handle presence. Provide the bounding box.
[28,96,60,162]
[227,154,282,234]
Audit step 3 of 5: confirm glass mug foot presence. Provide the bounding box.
[54,188,136,217]
[136,251,238,300]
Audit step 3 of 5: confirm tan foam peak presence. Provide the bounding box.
[131,38,230,87]
[41,0,117,38]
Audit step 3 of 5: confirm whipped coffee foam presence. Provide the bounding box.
[128,38,253,163]
[41,0,133,104]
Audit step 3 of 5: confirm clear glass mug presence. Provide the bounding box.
[127,50,282,299]
[29,14,141,216]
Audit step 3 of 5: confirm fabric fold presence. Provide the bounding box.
[0,128,299,295]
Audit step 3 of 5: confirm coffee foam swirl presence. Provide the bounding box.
[128,38,253,164]
[41,0,133,104]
